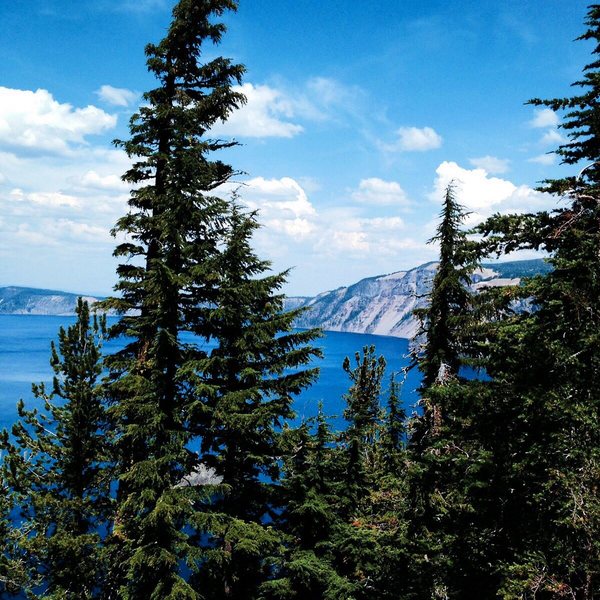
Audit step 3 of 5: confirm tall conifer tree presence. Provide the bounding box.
[473,6,600,595]
[102,2,320,597]
[0,299,109,598]
[407,184,489,598]
[187,207,321,598]
[101,1,246,596]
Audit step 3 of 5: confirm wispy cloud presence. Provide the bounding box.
[210,77,367,139]
[469,155,510,175]
[528,153,556,166]
[379,126,442,152]
[96,85,138,108]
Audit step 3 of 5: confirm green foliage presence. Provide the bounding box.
[414,183,477,389]
[466,6,600,596]
[96,1,320,596]
[98,1,247,596]
[0,299,110,598]
[188,206,321,598]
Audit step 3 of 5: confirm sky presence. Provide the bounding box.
[0,0,593,296]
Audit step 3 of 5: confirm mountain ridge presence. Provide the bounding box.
[1,259,550,338]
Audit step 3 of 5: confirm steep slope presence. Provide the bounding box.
[293,259,549,339]
[1,259,549,333]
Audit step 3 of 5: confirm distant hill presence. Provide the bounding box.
[0,286,102,315]
[1,258,549,337]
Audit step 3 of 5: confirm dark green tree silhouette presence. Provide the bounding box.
[469,6,600,595]
[414,183,475,389]
[0,299,110,598]
[100,1,246,596]
[187,206,321,598]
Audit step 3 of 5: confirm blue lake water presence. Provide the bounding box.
[0,315,420,432]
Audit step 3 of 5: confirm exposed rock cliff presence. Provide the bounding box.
[1,259,549,337]
[291,259,549,339]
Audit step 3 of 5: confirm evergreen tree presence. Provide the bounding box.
[101,2,320,596]
[379,373,406,470]
[0,476,26,597]
[100,1,246,596]
[414,183,475,389]
[469,6,600,595]
[264,408,349,599]
[323,346,389,599]
[406,184,494,598]
[0,299,109,598]
[340,345,386,509]
[187,206,321,598]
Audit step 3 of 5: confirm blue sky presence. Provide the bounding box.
[0,0,591,296]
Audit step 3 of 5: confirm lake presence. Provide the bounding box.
[0,315,420,432]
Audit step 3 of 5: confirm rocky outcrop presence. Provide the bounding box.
[291,259,549,339]
[1,259,549,336]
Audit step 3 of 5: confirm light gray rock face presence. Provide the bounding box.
[292,259,549,339]
[293,263,437,339]
[2,259,549,333]
[0,287,102,315]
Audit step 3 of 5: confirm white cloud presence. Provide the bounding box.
[530,108,559,128]
[14,224,56,246]
[96,85,138,107]
[219,176,413,269]
[211,83,303,138]
[430,161,555,224]
[9,188,80,209]
[360,216,405,231]
[266,217,315,238]
[468,155,510,174]
[528,153,556,166]
[0,87,117,154]
[49,219,109,242]
[79,170,129,192]
[330,230,370,252]
[239,176,316,218]
[540,129,565,146]
[351,178,411,207]
[382,126,443,152]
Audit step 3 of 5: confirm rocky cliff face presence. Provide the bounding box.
[291,259,548,339]
[1,259,549,335]
[293,263,436,339]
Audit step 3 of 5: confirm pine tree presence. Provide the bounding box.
[101,2,321,596]
[469,6,600,595]
[0,299,109,598]
[414,183,476,390]
[317,346,388,599]
[263,408,348,599]
[100,1,246,596]
[0,476,27,597]
[187,206,321,598]
[405,184,495,598]
[340,345,386,509]
[379,373,406,470]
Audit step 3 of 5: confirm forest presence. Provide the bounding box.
[0,1,599,598]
